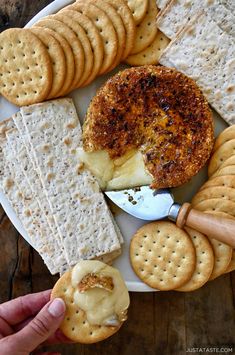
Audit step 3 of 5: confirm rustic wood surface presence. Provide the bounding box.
[0,1,235,354]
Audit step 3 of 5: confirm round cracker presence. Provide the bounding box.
[192,186,235,205]
[130,221,196,291]
[36,27,75,96]
[0,28,52,106]
[59,9,103,87]
[125,31,169,66]
[81,0,126,72]
[199,175,235,191]
[213,125,235,152]
[130,0,159,55]
[34,17,84,91]
[53,13,93,88]
[71,2,117,75]
[176,227,214,292]
[217,155,235,170]
[193,198,235,217]
[225,250,235,273]
[105,0,136,59]
[51,270,122,344]
[126,0,148,25]
[203,211,233,280]
[211,165,235,179]
[208,139,235,176]
[29,27,66,99]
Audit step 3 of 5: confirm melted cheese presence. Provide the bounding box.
[77,148,152,191]
[71,260,130,326]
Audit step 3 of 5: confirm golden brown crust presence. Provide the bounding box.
[83,65,214,189]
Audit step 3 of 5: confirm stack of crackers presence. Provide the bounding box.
[0,0,169,106]
[156,0,235,125]
[0,98,123,275]
[130,125,235,292]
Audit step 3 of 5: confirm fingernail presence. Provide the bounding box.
[48,298,66,317]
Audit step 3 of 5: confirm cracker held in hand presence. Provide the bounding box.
[51,260,130,343]
[130,221,196,290]
[0,28,52,106]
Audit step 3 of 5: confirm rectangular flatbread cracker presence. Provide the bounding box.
[157,0,235,39]
[20,98,122,265]
[5,126,69,273]
[0,119,62,274]
[159,10,235,125]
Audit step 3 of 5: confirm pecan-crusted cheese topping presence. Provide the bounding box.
[72,260,130,326]
[83,65,214,189]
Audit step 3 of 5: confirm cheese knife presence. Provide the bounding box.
[105,186,235,247]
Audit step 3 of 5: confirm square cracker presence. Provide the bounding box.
[20,98,121,265]
[159,10,235,125]
[156,0,235,40]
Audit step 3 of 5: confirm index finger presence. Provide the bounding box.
[0,290,51,326]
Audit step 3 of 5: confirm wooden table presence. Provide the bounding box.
[0,1,235,354]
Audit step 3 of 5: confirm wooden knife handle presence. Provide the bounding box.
[176,202,235,248]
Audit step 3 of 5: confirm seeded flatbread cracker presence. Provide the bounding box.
[208,139,235,176]
[58,10,103,87]
[34,17,85,91]
[156,0,235,40]
[126,0,148,25]
[52,13,93,88]
[199,175,235,191]
[176,227,214,292]
[20,99,121,265]
[105,0,136,59]
[7,116,70,272]
[0,28,52,106]
[213,125,235,152]
[156,0,170,10]
[159,11,235,125]
[125,31,169,66]
[130,0,159,55]
[0,119,60,274]
[51,261,129,343]
[70,2,117,75]
[130,221,196,290]
[29,27,66,99]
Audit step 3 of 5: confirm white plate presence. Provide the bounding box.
[0,0,228,292]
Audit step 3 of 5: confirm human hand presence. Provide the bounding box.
[0,290,72,355]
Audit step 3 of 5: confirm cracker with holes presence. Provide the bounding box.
[52,13,94,88]
[176,227,214,292]
[213,125,235,152]
[211,166,235,179]
[199,175,235,192]
[58,9,103,87]
[0,28,52,106]
[130,0,159,55]
[126,0,148,25]
[125,31,169,66]
[77,0,126,72]
[70,2,117,75]
[105,0,136,59]
[130,221,196,291]
[30,27,66,99]
[34,17,85,91]
[208,139,235,177]
[51,260,130,343]
[192,186,235,205]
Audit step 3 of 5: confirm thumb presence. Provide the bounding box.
[12,298,66,352]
